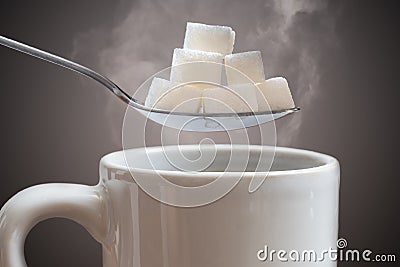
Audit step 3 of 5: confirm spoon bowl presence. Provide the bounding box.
[133,99,299,131]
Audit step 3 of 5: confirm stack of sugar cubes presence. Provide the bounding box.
[145,22,295,113]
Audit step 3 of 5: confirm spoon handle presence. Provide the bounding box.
[0,35,132,104]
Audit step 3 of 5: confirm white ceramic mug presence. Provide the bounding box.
[0,145,340,267]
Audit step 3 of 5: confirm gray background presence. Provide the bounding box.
[0,0,399,266]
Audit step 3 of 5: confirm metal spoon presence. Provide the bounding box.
[0,35,299,132]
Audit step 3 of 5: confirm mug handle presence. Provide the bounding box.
[0,183,110,267]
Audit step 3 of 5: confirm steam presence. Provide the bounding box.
[71,0,337,146]
[250,0,337,145]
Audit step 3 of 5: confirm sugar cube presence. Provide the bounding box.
[170,48,224,89]
[145,77,202,113]
[256,77,295,111]
[225,51,266,85]
[203,83,258,113]
[183,22,235,55]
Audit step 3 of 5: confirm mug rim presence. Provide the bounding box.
[100,145,339,179]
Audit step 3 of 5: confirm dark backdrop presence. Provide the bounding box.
[0,0,399,266]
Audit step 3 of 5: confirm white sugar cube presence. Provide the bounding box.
[203,83,258,113]
[256,77,295,111]
[225,51,266,85]
[170,48,224,89]
[183,22,235,55]
[145,77,202,113]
